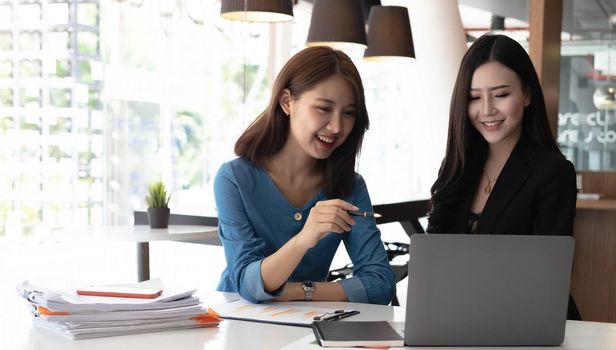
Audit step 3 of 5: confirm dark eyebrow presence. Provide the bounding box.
[315,98,357,108]
[469,84,511,92]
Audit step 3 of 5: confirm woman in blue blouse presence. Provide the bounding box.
[214,46,394,305]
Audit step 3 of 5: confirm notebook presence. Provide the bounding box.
[312,321,403,347]
[404,234,574,346]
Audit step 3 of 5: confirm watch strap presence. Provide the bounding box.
[302,281,315,301]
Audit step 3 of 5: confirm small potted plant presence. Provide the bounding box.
[146,181,171,229]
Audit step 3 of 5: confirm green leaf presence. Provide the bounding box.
[146,181,171,208]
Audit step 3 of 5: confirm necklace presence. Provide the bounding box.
[483,167,496,194]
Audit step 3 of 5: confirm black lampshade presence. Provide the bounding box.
[306,0,367,49]
[221,0,293,22]
[361,0,381,24]
[364,6,415,62]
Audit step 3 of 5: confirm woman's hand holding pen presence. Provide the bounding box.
[262,200,357,297]
[296,199,358,250]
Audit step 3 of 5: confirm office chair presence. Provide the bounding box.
[327,199,430,306]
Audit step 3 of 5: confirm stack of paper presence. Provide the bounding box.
[17,279,221,340]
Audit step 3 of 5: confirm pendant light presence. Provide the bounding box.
[364,6,415,62]
[220,0,294,23]
[306,0,367,49]
[361,0,381,24]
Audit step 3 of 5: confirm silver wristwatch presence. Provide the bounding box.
[301,281,315,301]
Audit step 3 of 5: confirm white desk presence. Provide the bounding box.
[52,225,220,281]
[3,291,616,350]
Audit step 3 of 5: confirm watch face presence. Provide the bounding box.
[303,281,314,289]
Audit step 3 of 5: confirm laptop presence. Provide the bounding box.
[404,234,574,346]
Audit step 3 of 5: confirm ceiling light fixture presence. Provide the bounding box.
[306,0,367,49]
[220,0,293,23]
[364,6,415,62]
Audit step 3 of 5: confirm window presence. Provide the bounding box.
[20,87,41,107]
[0,4,12,23]
[78,2,98,27]
[0,60,12,78]
[2,1,426,237]
[48,2,70,24]
[0,88,13,107]
[0,31,13,50]
[1,1,102,237]
[19,31,41,51]
[77,31,98,55]
[49,88,71,107]
[48,31,72,50]
[18,3,41,24]
[19,59,42,78]
[558,52,616,170]
[102,0,271,223]
[51,59,72,78]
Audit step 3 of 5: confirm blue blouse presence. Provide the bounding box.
[214,158,394,305]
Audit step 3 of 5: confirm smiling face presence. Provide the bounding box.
[468,61,530,150]
[280,74,357,160]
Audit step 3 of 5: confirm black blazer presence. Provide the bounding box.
[427,136,581,320]
[428,136,577,236]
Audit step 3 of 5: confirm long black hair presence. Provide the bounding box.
[428,34,560,231]
[234,46,369,198]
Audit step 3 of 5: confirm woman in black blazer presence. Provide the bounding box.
[427,34,579,319]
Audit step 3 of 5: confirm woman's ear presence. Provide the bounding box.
[279,89,292,116]
[524,88,531,107]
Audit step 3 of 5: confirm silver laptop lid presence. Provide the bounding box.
[405,234,574,346]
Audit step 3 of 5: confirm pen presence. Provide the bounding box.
[347,210,382,218]
[321,310,360,321]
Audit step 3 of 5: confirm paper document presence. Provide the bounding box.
[19,279,199,312]
[17,279,221,340]
[210,299,359,327]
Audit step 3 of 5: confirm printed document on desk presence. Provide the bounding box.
[17,279,222,339]
[19,279,198,312]
[210,299,359,327]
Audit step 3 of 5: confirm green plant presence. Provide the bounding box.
[146,181,171,208]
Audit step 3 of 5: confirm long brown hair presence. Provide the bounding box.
[234,46,369,198]
[429,34,561,231]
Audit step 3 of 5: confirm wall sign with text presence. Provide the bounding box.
[558,112,616,146]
